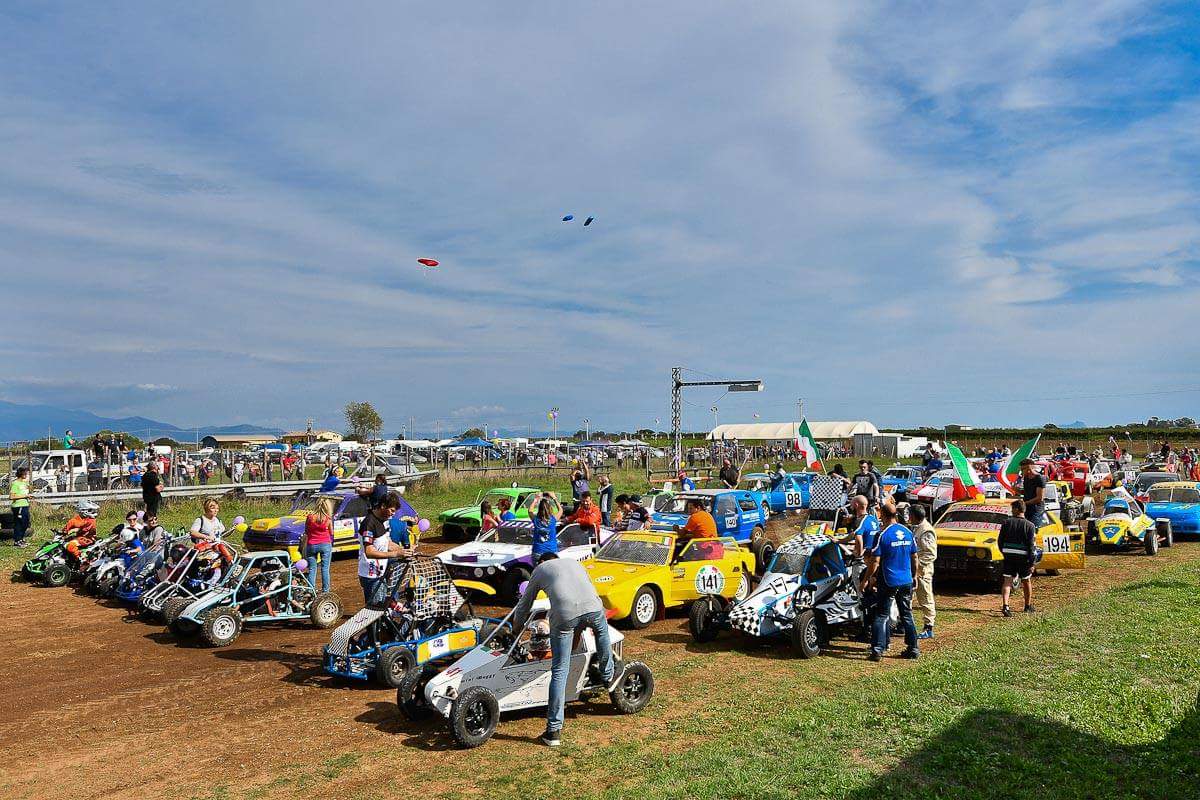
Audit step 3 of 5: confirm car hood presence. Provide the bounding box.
[934,527,997,548]
[1146,502,1199,515]
[583,558,666,591]
[439,505,481,522]
[652,512,687,527]
[1096,514,1134,542]
[738,570,802,608]
[437,542,526,568]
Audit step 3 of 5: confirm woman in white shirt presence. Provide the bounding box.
[190,497,227,544]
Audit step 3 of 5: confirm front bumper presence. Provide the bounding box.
[935,545,1002,581]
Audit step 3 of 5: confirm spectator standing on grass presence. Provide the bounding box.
[55,465,69,493]
[142,461,163,517]
[87,457,103,491]
[301,497,335,592]
[9,467,31,547]
[864,502,919,662]
[570,463,589,505]
[999,499,1037,617]
[357,492,408,605]
[910,505,937,639]
[189,498,226,544]
[129,462,142,488]
[597,475,614,527]
[232,460,245,483]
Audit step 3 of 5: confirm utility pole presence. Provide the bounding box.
[710,406,719,430]
[583,418,590,441]
[435,420,441,441]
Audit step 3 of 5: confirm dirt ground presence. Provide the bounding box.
[2,522,1198,800]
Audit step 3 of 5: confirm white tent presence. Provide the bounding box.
[394,439,437,449]
[615,439,650,447]
[706,420,879,441]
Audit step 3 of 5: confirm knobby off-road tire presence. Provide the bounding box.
[309,592,343,629]
[610,661,654,714]
[396,667,436,721]
[449,685,499,748]
[376,646,416,689]
[202,606,243,647]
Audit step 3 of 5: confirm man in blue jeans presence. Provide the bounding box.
[511,553,622,747]
[864,502,920,662]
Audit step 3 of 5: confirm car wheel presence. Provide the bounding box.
[688,596,724,643]
[1157,519,1173,548]
[309,592,343,628]
[610,661,655,714]
[202,606,243,647]
[501,567,531,606]
[97,571,119,597]
[791,609,822,658]
[449,685,499,748]
[1061,506,1076,526]
[1144,528,1159,556]
[629,586,659,629]
[396,667,435,721]
[376,646,416,689]
[752,539,776,576]
[761,502,771,518]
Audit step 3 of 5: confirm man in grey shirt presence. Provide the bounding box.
[512,554,619,747]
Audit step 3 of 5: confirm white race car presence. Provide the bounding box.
[402,601,654,747]
[436,521,614,603]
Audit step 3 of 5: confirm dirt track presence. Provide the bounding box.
[2,527,1198,800]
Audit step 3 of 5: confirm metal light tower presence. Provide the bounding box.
[670,367,762,470]
[583,418,590,441]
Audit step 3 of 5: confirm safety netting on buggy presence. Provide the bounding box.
[397,556,465,622]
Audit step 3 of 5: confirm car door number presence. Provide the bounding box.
[784,491,803,508]
[1042,533,1071,554]
[694,565,726,595]
[724,514,737,529]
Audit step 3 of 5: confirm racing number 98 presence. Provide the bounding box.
[784,491,802,508]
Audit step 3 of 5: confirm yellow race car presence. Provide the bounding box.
[933,498,1085,586]
[582,531,755,628]
[1086,495,1173,554]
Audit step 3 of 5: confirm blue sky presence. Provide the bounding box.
[1,1,1198,436]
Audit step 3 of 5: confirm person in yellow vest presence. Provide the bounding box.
[10,467,31,547]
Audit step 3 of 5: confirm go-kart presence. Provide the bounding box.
[22,531,115,588]
[409,602,655,748]
[136,538,237,619]
[79,530,138,595]
[324,555,499,688]
[1087,496,1172,555]
[113,532,188,605]
[167,550,342,647]
[688,532,866,657]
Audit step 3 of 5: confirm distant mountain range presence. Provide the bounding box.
[1060,420,1088,429]
[0,400,283,444]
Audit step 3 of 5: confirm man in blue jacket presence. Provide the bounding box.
[864,502,920,662]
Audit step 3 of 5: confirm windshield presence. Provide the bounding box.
[481,490,515,507]
[662,495,707,514]
[1136,474,1174,492]
[479,525,533,546]
[766,550,807,576]
[938,510,1007,530]
[885,468,910,479]
[1148,487,1200,503]
[595,534,672,566]
[1103,502,1131,516]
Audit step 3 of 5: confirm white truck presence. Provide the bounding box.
[3,449,127,494]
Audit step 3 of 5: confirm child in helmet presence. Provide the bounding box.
[64,501,101,560]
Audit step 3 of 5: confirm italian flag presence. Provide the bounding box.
[795,418,824,472]
[996,435,1040,495]
[946,442,983,499]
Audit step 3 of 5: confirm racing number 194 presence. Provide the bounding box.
[1043,534,1070,554]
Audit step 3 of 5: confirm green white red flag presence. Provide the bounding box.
[946,442,983,499]
[996,435,1040,495]
[795,418,824,472]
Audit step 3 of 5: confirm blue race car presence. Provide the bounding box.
[744,472,814,514]
[1145,481,1200,536]
[880,464,926,501]
[651,489,772,568]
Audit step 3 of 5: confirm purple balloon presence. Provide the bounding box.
[417,518,431,533]
[232,516,246,526]
[294,559,309,572]
[136,510,145,520]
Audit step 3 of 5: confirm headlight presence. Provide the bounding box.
[474,568,484,578]
[486,566,496,575]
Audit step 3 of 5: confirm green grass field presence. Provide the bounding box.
[470,561,1200,800]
